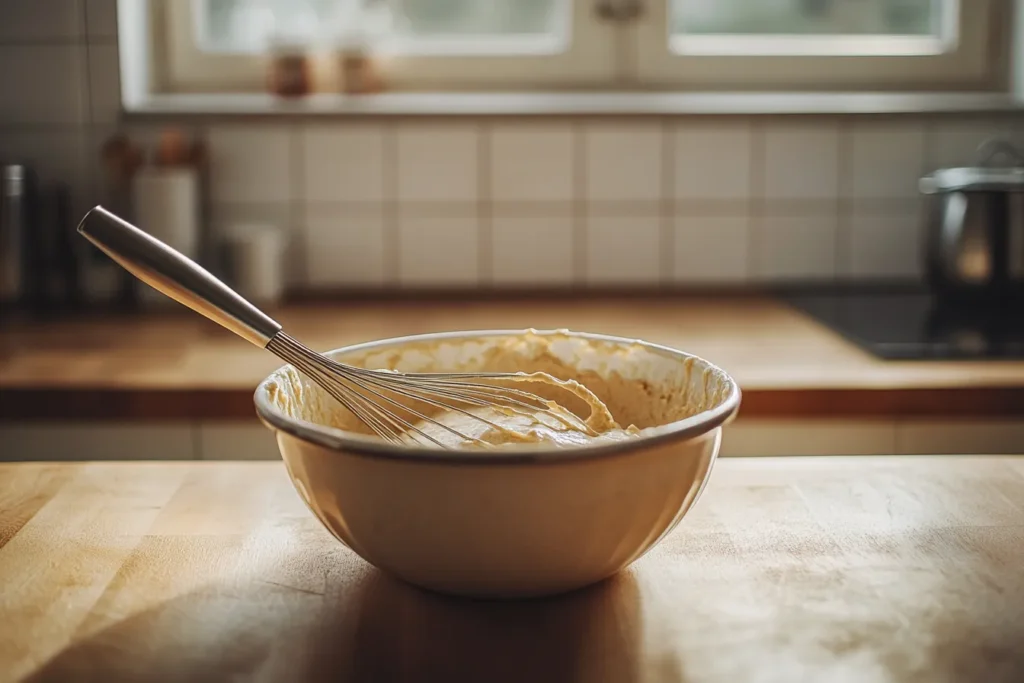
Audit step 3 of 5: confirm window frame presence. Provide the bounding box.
[141,0,1012,98]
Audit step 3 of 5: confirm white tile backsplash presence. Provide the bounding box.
[302,124,386,203]
[210,202,301,285]
[85,0,118,40]
[927,118,1018,169]
[673,122,752,202]
[586,214,662,285]
[755,212,838,281]
[584,122,663,202]
[87,42,121,125]
[398,209,479,286]
[0,0,84,42]
[490,122,574,202]
[846,204,924,280]
[847,121,927,200]
[396,123,478,202]
[492,213,575,286]
[763,122,840,200]
[211,202,293,234]
[208,125,294,204]
[0,45,86,125]
[305,205,387,287]
[673,214,750,283]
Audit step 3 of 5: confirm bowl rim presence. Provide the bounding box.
[253,329,742,465]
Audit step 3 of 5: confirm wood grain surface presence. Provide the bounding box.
[1,456,1023,683]
[2,297,1024,421]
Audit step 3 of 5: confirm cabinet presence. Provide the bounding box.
[2,418,1022,461]
[722,419,1024,457]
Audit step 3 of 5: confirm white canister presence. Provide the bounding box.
[131,166,200,309]
[221,224,288,306]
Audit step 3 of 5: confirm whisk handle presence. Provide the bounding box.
[77,205,282,347]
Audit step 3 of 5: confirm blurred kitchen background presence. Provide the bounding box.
[4,0,1021,296]
[2,0,1024,460]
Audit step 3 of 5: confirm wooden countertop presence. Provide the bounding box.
[2,296,1024,420]
[2,456,1023,683]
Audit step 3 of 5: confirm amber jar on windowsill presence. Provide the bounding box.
[267,39,312,98]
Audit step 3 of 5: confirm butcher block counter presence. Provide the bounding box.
[2,296,1024,421]
[1,456,1022,683]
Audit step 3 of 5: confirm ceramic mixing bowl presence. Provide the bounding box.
[254,329,741,599]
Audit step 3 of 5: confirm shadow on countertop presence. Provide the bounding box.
[23,567,684,683]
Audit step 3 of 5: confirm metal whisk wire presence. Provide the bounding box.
[77,206,574,449]
[265,332,570,447]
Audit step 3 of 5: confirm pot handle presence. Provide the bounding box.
[977,138,1024,168]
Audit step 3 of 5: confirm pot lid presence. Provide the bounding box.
[920,138,1024,194]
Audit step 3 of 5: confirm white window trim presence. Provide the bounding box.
[119,0,1024,117]
[122,90,1024,118]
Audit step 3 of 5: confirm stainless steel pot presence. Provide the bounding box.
[919,139,1024,303]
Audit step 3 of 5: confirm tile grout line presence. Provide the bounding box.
[616,11,635,85]
[922,115,939,171]
[79,0,97,226]
[660,118,674,286]
[478,119,493,287]
[80,0,94,127]
[747,119,765,282]
[573,122,587,286]
[0,37,101,46]
[289,124,308,285]
[835,120,852,280]
[382,123,400,285]
[0,124,95,132]
[80,0,91,43]
[195,123,213,270]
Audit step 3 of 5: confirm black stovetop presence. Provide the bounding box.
[781,288,1024,360]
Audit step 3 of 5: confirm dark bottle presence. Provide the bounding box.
[0,164,42,312]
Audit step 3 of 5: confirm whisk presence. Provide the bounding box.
[78,206,574,449]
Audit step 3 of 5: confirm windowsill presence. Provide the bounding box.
[122,91,1024,118]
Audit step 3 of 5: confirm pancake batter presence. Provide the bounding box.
[402,371,641,449]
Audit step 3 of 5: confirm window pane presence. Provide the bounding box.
[197,0,566,53]
[674,0,942,37]
[199,0,349,51]
[391,0,562,37]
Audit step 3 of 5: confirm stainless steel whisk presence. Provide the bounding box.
[78,206,574,449]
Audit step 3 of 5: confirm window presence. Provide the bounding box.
[156,0,616,92]
[672,0,952,55]
[147,0,1008,96]
[633,0,1006,90]
[196,0,570,54]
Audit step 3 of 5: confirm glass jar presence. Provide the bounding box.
[267,35,312,98]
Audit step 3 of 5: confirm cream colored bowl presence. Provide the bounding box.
[254,330,740,599]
